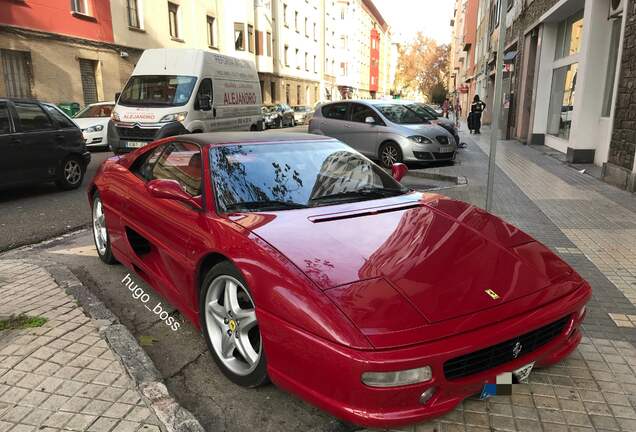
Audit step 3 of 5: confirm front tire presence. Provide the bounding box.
[56,156,85,190]
[379,141,403,168]
[200,262,268,388]
[92,193,117,264]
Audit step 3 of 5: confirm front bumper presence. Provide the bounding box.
[108,121,161,153]
[83,131,107,147]
[260,282,590,428]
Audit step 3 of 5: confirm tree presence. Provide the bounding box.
[396,33,449,102]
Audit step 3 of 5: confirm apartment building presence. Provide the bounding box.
[0,0,140,104]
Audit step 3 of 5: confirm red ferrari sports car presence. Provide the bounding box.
[88,132,590,428]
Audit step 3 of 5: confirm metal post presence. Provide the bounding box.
[485,0,508,212]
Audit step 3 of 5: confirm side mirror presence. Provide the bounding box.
[365,116,376,124]
[391,163,408,182]
[146,179,202,210]
[199,95,212,111]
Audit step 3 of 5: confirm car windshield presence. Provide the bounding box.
[118,75,197,107]
[375,104,429,124]
[293,106,309,112]
[408,104,438,121]
[74,104,114,118]
[210,141,409,212]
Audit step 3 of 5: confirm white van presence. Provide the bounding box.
[110,48,264,153]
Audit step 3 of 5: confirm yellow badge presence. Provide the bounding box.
[228,320,237,332]
[485,289,500,300]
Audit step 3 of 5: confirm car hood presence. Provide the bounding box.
[73,117,110,129]
[398,123,450,137]
[433,117,455,129]
[232,194,578,337]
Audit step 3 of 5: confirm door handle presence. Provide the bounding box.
[55,134,64,140]
[10,137,20,144]
[344,124,351,128]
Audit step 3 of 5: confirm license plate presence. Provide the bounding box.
[513,362,535,384]
[439,147,454,153]
[125,141,146,148]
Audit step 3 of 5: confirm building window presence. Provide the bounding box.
[266,32,272,57]
[305,18,309,37]
[313,23,317,41]
[256,31,263,55]
[0,49,33,98]
[295,11,299,32]
[313,55,317,73]
[168,2,179,39]
[234,22,245,51]
[295,49,300,69]
[555,10,584,60]
[248,24,255,53]
[305,53,309,71]
[602,17,622,117]
[271,81,276,102]
[297,85,301,105]
[286,84,290,104]
[547,63,578,140]
[207,16,216,47]
[71,0,89,15]
[283,4,288,27]
[127,0,140,28]
[284,45,289,66]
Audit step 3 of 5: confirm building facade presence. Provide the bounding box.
[0,0,140,105]
[451,0,635,192]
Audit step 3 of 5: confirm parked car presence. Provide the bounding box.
[308,99,456,167]
[263,103,295,128]
[408,102,461,146]
[292,105,313,125]
[73,101,115,151]
[0,98,90,190]
[89,132,590,429]
[110,48,264,154]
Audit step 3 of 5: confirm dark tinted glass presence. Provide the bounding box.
[375,104,427,124]
[322,103,348,120]
[43,105,76,128]
[119,75,197,107]
[14,103,54,131]
[350,103,380,123]
[194,78,213,110]
[0,103,10,134]
[210,141,407,213]
[152,142,202,196]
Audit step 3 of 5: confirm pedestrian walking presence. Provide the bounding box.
[454,99,462,128]
[442,99,450,118]
[469,94,486,134]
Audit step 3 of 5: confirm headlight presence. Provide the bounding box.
[111,111,121,121]
[362,366,432,388]
[159,112,188,122]
[408,136,433,144]
[84,125,104,133]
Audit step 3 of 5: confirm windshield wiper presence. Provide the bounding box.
[225,200,308,212]
[310,187,406,206]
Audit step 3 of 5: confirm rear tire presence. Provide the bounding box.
[200,261,268,388]
[55,155,85,190]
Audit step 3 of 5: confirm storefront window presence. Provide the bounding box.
[555,11,584,59]
[548,63,578,140]
[602,18,622,117]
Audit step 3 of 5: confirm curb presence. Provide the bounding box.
[30,258,206,432]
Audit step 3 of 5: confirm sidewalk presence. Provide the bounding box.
[0,259,199,432]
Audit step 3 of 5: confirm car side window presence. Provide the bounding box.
[151,142,202,196]
[194,78,213,110]
[0,103,11,134]
[14,102,54,132]
[134,145,168,181]
[350,103,382,124]
[322,103,348,120]
[42,105,76,129]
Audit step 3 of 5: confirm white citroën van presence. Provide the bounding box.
[110,49,264,153]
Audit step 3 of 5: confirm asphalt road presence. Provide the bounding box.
[0,151,112,252]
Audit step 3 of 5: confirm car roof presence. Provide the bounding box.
[86,101,115,106]
[183,132,335,147]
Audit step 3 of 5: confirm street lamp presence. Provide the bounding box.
[485,0,508,212]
